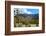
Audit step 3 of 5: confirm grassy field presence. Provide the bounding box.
[14,16,39,27]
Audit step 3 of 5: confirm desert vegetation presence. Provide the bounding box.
[14,15,39,27]
[14,8,39,27]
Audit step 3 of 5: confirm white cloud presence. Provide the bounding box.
[14,8,32,15]
[23,9,32,14]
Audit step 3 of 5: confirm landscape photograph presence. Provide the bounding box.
[14,8,39,27]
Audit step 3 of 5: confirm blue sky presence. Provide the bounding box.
[23,8,39,14]
[14,8,39,15]
[27,9,39,14]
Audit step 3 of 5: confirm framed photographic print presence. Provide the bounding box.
[5,1,45,35]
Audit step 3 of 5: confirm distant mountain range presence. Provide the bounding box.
[15,14,39,19]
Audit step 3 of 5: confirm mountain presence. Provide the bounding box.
[31,14,39,19]
[15,14,39,19]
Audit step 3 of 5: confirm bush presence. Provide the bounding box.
[29,19,39,24]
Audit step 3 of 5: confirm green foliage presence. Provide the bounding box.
[29,19,39,24]
[14,16,39,27]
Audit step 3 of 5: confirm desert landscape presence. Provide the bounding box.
[14,8,39,27]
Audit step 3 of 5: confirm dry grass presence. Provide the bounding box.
[14,16,39,27]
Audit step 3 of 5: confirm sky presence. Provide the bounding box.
[26,9,39,14]
[14,8,39,16]
[22,8,39,14]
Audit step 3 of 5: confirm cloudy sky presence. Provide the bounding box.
[14,8,39,16]
[26,9,39,14]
